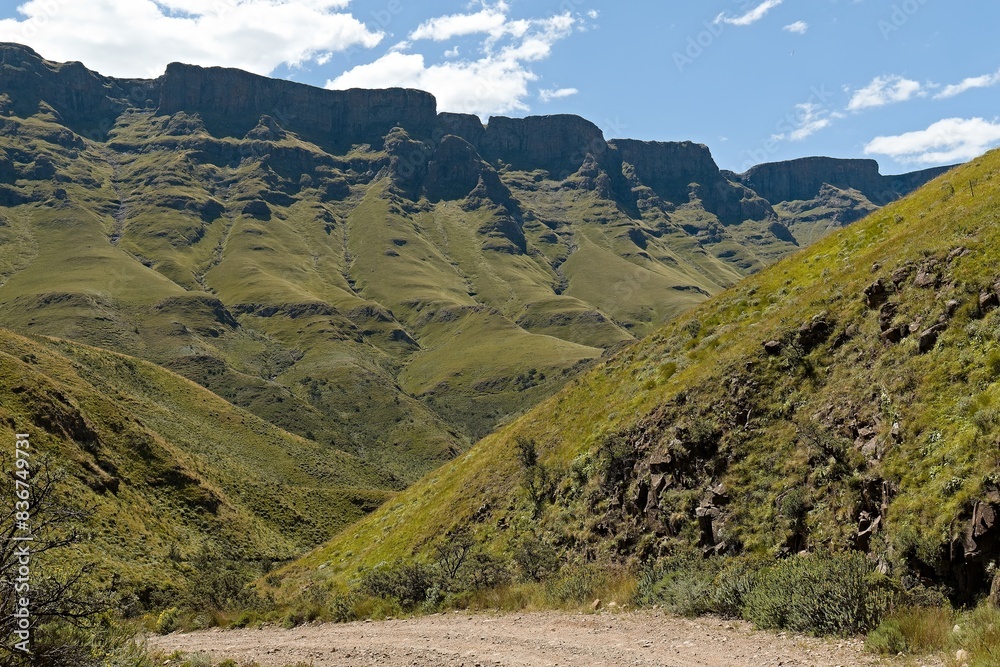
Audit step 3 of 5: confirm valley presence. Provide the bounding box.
[0,37,994,667]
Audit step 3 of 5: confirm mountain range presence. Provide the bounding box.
[280,145,1000,608]
[0,42,954,595]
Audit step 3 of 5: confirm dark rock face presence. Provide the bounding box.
[865,279,889,309]
[159,62,437,145]
[424,134,492,202]
[613,139,720,204]
[241,200,271,220]
[739,156,952,206]
[436,112,485,146]
[613,139,774,225]
[244,114,287,141]
[0,42,151,139]
[0,40,959,239]
[741,157,883,204]
[0,149,15,183]
[478,114,608,178]
[385,127,430,197]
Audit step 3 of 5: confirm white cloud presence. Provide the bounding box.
[936,67,1000,99]
[0,0,382,78]
[328,51,536,116]
[783,21,808,34]
[847,75,924,111]
[329,10,578,117]
[539,87,578,103]
[864,117,1000,165]
[772,102,831,142]
[716,0,783,27]
[410,5,509,42]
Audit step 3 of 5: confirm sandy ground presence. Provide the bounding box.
[147,609,943,666]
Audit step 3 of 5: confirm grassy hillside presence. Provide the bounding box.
[276,148,1000,607]
[0,46,932,483]
[0,327,396,601]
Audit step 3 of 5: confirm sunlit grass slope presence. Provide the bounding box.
[277,150,999,601]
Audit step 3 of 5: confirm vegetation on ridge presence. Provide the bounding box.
[270,150,1000,654]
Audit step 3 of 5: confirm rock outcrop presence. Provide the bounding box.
[0,42,151,138]
[477,114,609,178]
[739,156,951,206]
[613,139,775,225]
[0,40,958,235]
[424,134,494,202]
[158,62,437,146]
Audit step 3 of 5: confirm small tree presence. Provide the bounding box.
[514,437,551,514]
[434,526,474,583]
[0,456,111,666]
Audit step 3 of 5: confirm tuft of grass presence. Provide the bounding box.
[867,605,955,656]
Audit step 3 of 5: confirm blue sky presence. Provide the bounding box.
[0,0,998,174]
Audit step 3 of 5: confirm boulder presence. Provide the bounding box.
[981,291,1000,312]
[865,279,889,309]
[764,340,784,357]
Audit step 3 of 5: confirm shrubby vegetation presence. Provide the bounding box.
[0,459,149,665]
[637,551,898,636]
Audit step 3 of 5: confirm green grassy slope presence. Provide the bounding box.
[0,100,783,469]
[0,45,946,492]
[276,149,1000,602]
[0,327,396,598]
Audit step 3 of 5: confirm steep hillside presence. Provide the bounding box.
[277,149,1000,604]
[0,42,945,477]
[0,328,396,600]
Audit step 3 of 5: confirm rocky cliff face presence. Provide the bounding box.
[0,41,949,223]
[612,139,721,204]
[477,114,609,178]
[739,156,950,206]
[612,139,774,225]
[158,62,437,146]
[0,42,152,138]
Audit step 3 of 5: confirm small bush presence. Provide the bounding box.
[358,561,439,610]
[636,555,724,618]
[866,616,908,655]
[281,611,303,629]
[511,533,559,582]
[742,552,898,635]
[867,606,954,655]
[712,559,762,619]
[545,565,607,605]
[155,607,181,635]
[329,593,359,623]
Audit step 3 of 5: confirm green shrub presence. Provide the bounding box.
[741,552,898,635]
[281,611,303,629]
[866,617,908,655]
[329,593,359,623]
[867,606,954,655]
[640,552,897,635]
[712,559,762,619]
[511,532,559,582]
[358,561,439,609]
[544,565,607,605]
[636,555,723,617]
[155,607,181,635]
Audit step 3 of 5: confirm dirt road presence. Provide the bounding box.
[148,609,937,666]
